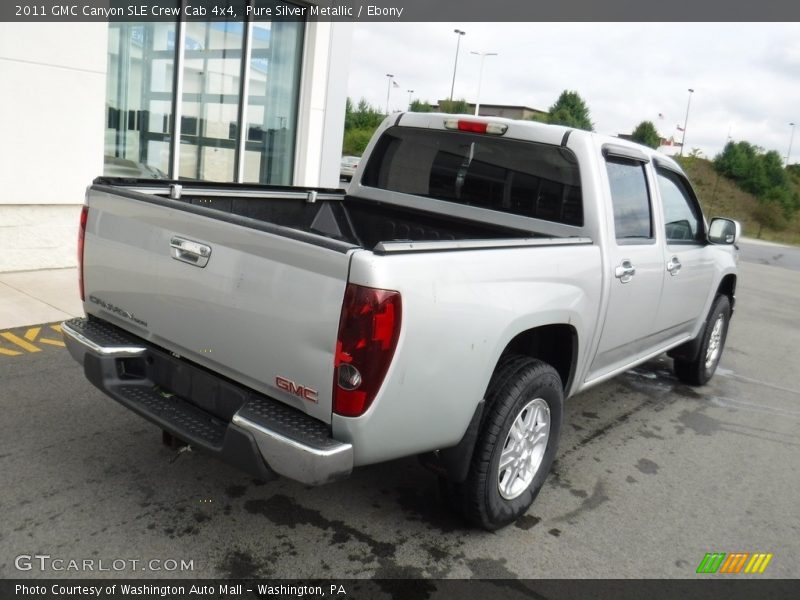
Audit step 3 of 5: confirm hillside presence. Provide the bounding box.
[677,156,800,245]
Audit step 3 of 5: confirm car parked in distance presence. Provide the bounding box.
[340,155,361,181]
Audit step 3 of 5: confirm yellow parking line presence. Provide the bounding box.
[0,332,40,353]
[0,347,22,356]
[24,327,41,341]
[50,324,63,333]
[39,338,66,347]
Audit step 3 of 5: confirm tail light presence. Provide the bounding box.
[333,283,402,417]
[78,205,88,301]
[444,118,508,135]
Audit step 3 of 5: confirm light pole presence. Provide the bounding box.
[679,88,694,157]
[787,122,796,166]
[407,89,415,110]
[449,29,466,102]
[470,51,497,116]
[385,74,394,115]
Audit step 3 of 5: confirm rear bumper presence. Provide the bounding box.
[62,317,353,486]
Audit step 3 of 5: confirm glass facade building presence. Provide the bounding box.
[104,4,305,184]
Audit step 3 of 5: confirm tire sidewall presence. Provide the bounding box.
[698,296,731,382]
[482,369,563,528]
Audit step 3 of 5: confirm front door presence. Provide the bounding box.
[652,165,715,340]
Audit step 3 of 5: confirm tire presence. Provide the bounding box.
[674,295,731,386]
[450,356,563,531]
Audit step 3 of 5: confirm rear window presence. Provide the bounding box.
[361,126,583,227]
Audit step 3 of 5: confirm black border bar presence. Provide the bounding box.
[3,0,800,22]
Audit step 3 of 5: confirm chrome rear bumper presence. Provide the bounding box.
[62,317,353,486]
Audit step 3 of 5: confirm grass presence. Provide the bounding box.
[677,156,800,246]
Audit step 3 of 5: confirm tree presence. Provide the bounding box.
[751,201,787,239]
[341,97,386,156]
[713,140,800,235]
[409,99,433,113]
[342,128,374,156]
[438,99,471,114]
[630,120,660,149]
[534,90,594,131]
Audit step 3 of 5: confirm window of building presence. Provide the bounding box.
[605,157,653,241]
[361,127,583,227]
[657,168,705,243]
[104,4,304,185]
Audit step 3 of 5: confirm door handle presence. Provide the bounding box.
[170,236,211,268]
[666,256,682,276]
[615,260,636,283]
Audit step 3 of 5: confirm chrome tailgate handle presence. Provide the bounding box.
[170,237,211,268]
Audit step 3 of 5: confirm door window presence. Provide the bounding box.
[657,169,704,243]
[605,158,652,242]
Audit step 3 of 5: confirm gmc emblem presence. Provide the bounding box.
[275,376,318,403]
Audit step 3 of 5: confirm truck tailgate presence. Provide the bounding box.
[82,187,354,424]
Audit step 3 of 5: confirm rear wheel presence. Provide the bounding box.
[674,295,731,386]
[450,356,563,530]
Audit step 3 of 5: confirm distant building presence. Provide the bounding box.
[617,133,682,156]
[435,101,547,121]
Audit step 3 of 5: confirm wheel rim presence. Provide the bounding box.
[704,314,725,370]
[497,398,550,500]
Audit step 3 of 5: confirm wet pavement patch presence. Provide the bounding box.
[515,514,542,530]
[635,458,660,475]
[676,408,722,436]
[244,495,396,559]
[553,480,610,523]
[219,549,264,578]
[225,484,248,498]
[466,557,519,578]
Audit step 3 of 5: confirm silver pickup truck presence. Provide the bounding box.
[63,113,739,529]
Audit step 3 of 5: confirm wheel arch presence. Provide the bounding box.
[424,324,577,485]
[717,273,737,312]
[495,324,579,395]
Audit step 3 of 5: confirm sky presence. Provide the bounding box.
[345,22,799,162]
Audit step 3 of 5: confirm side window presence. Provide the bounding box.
[657,169,704,243]
[605,158,652,242]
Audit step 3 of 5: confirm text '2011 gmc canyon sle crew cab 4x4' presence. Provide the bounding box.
[63,113,739,529]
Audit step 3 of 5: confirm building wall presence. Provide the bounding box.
[0,19,351,273]
[0,23,107,272]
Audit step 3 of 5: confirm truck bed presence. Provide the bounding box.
[93,178,539,251]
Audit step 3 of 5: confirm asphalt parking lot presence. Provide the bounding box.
[1,258,798,580]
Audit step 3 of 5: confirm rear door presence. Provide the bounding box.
[587,152,665,380]
[82,187,355,423]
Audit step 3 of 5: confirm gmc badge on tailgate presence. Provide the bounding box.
[275,376,318,403]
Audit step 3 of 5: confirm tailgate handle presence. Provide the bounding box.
[170,237,211,268]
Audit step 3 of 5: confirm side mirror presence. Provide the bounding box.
[708,218,741,245]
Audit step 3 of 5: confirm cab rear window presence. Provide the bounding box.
[361,126,583,227]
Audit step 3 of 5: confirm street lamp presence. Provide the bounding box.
[787,122,796,166]
[407,89,415,110]
[385,74,394,116]
[449,29,466,102]
[679,88,694,157]
[470,51,497,116]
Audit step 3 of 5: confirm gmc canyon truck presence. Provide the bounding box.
[63,113,740,529]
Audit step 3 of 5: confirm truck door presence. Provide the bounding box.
[651,164,715,340]
[587,151,665,380]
